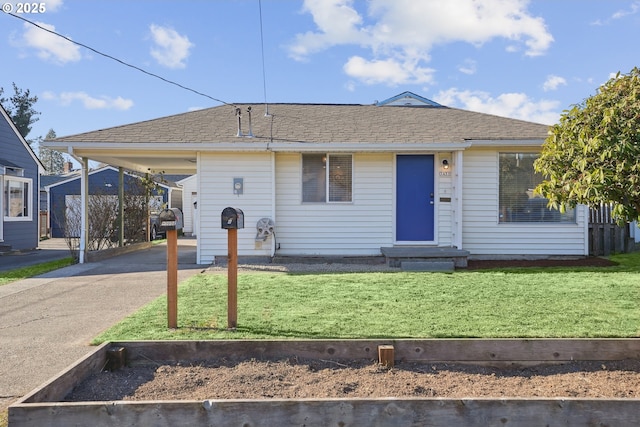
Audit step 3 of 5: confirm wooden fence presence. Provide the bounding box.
[588,203,632,256]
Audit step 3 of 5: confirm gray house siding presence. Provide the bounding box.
[0,111,40,250]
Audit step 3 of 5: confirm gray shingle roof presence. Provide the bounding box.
[53,103,549,145]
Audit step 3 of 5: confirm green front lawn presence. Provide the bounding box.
[94,252,640,343]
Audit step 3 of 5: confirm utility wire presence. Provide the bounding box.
[6,12,232,106]
[258,0,270,116]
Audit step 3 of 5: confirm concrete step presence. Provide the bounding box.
[401,261,455,272]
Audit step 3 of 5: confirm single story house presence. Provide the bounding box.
[45,165,184,238]
[45,92,587,265]
[1,105,45,251]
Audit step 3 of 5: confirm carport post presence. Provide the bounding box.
[167,229,178,329]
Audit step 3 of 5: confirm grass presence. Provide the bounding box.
[94,252,640,343]
[0,257,75,286]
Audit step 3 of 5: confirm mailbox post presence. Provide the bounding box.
[159,208,183,329]
[221,207,244,329]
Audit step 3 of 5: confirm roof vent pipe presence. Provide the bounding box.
[246,106,254,137]
[235,107,243,137]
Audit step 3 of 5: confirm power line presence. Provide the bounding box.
[6,12,232,106]
[258,0,270,116]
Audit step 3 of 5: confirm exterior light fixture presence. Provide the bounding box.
[442,159,449,170]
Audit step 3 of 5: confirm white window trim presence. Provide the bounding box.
[4,176,33,222]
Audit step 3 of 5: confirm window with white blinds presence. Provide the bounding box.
[302,154,352,203]
[498,153,575,223]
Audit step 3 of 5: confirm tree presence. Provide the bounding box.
[38,129,66,175]
[534,67,640,224]
[0,82,40,140]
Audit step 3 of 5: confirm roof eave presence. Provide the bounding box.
[43,141,474,153]
[467,139,545,147]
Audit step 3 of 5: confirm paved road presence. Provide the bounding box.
[0,238,208,412]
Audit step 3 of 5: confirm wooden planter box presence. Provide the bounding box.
[10,339,640,426]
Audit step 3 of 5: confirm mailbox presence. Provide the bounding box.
[221,207,244,229]
[158,208,184,232]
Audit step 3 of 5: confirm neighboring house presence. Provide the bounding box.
[40,169,78,237]
[45,165,183,238]
[46,92,589,265]
[177,175,198,237]
[0,105,44,251]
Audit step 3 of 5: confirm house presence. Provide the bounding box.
[45,165,184,238]
[0,105,45,251]
[177,174,198,237]
[45,92,588,265]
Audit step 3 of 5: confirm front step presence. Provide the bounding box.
[380,246,469,268]
[401,261,455,272]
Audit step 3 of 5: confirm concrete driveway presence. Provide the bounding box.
[0,238,208,412]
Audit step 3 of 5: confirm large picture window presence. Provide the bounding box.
[499,153,574,223]
[302,154,352,203]
[4,177,32,220]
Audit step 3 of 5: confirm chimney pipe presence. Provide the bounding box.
[246,106,254,137]
[235,107,243,137]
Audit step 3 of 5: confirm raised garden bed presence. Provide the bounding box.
[10,339,640,426]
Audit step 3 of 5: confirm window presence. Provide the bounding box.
[302,154,352,203]
[499,153,574,223]
[4,177,32,220]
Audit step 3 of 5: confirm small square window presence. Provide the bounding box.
[302,154,352,203]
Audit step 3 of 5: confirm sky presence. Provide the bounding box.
[1,0,640,152]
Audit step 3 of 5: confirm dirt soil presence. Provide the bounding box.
[466,256,618,270]
[67,357,640,401]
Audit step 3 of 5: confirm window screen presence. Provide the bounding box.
[328,154,352,202]
[302,154,352,203]
[499,153,574,223]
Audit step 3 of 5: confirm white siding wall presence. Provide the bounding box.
[275,153,394,255]
[198,153,274,263]
[462,148,588,257]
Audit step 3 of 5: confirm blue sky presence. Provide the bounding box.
[2,0,639,148]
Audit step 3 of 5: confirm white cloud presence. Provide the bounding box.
[289,0,553,85]
[458,59,477,75]
[542,75,567,92]
[592,1,640,25]
[343,56,435,85]
[45,0,64,12]
[434,88,561,125]
[44,91,133,110]
[149,24,193,69]
[19,21,81,64]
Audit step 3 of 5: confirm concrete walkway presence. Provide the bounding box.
[0,239,208,412]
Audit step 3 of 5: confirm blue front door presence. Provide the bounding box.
[396,155,435,241]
